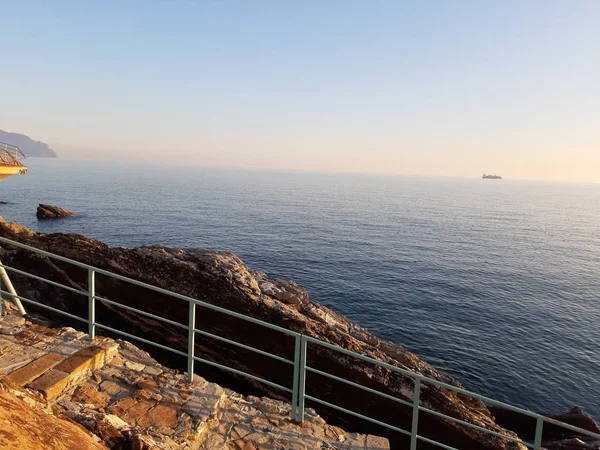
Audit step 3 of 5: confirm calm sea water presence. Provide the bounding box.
[2,158,600,416]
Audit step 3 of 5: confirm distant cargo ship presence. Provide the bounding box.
[482,174,502,179]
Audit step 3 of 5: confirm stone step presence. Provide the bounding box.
[27,342,118,401]
[0,316,390,449]
[7,352,65,387]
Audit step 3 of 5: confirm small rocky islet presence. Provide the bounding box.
[36,204,76,220]
[0,217,597,449]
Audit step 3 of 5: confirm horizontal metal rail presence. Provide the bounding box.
[0,288,86,323]
[541,415,600,440]
[95,323,188,358]
[1,235,599,450]
[0,237,300,338]
[193,354,293,393]
[306,365,414,408]
[307,334,574,423]
[0,264,88,296]
[194,327,294,365]
[420,405,528,447]
[306,394,412,437]
[416,435,459,450]
[96,295,189,330]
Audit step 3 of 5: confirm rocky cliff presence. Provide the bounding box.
[0,220,526,450]
[0,129,58,157]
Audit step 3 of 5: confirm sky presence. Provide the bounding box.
[1,1,599,182]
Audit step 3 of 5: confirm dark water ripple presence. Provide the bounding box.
[2,159,599,416]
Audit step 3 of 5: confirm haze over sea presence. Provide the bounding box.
[2,158,600,417]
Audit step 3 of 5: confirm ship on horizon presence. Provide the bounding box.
[482,174,502,179]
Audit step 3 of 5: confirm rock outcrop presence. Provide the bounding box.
[491,406,600,450]
[0,220,527,450]
[36,204,75,220]
[0,377,107,449]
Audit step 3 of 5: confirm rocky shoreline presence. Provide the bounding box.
[0,219,597,449]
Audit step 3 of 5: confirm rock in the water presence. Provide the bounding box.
[491,406,600,450]
[0,220,527,450]
[546,408,600,440]
[36,204,75,220]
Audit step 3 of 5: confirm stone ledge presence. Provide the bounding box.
[8,352,65,387]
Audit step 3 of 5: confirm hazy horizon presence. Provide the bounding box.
[2,1,599,183]
[13,154,597,186]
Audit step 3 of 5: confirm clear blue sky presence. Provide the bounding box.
[1,1,599,182]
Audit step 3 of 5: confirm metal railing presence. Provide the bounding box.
[0,142,27,166]
[0,235,598,449]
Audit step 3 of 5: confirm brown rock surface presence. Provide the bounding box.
[491,406,600,450]
[36,204,75,220]
[72,384,111,409]
[0,379,107,450]
[0,220,526,449]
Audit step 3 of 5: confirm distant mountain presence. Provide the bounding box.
[0,129,58,158]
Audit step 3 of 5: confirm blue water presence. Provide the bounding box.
[2,158,600,417]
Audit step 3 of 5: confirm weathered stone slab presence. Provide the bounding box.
[107,396,138,417]
[99,379,130,399]
[8,353,65,386]
[54,346,105,375]
[124,360,145,372]
[0,314,26,328]
[0,337,19,354]
[203,395,391,450]
[72,384,110,409]
[182,383,226,423]
[27,368,70,400]
[137,401,178,430]
[110,397,156,425]
[137,378,160,393]
[0,345,45,374]
[51,338,89,357]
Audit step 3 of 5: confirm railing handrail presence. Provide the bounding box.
[0,142,27,162]
[0,235,598,450]
[0,236,298,337]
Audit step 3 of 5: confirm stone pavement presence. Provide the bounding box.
[0,314,390,449]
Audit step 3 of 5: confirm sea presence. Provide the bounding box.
[2,158,599,417]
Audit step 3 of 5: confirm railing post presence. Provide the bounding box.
[291,334,301,421]
[297,335,307,424]
[0,260,26,315]
[187,302,196,383]
[410,377,421,450]
[533,416,544,450]
[88,268,95,340]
